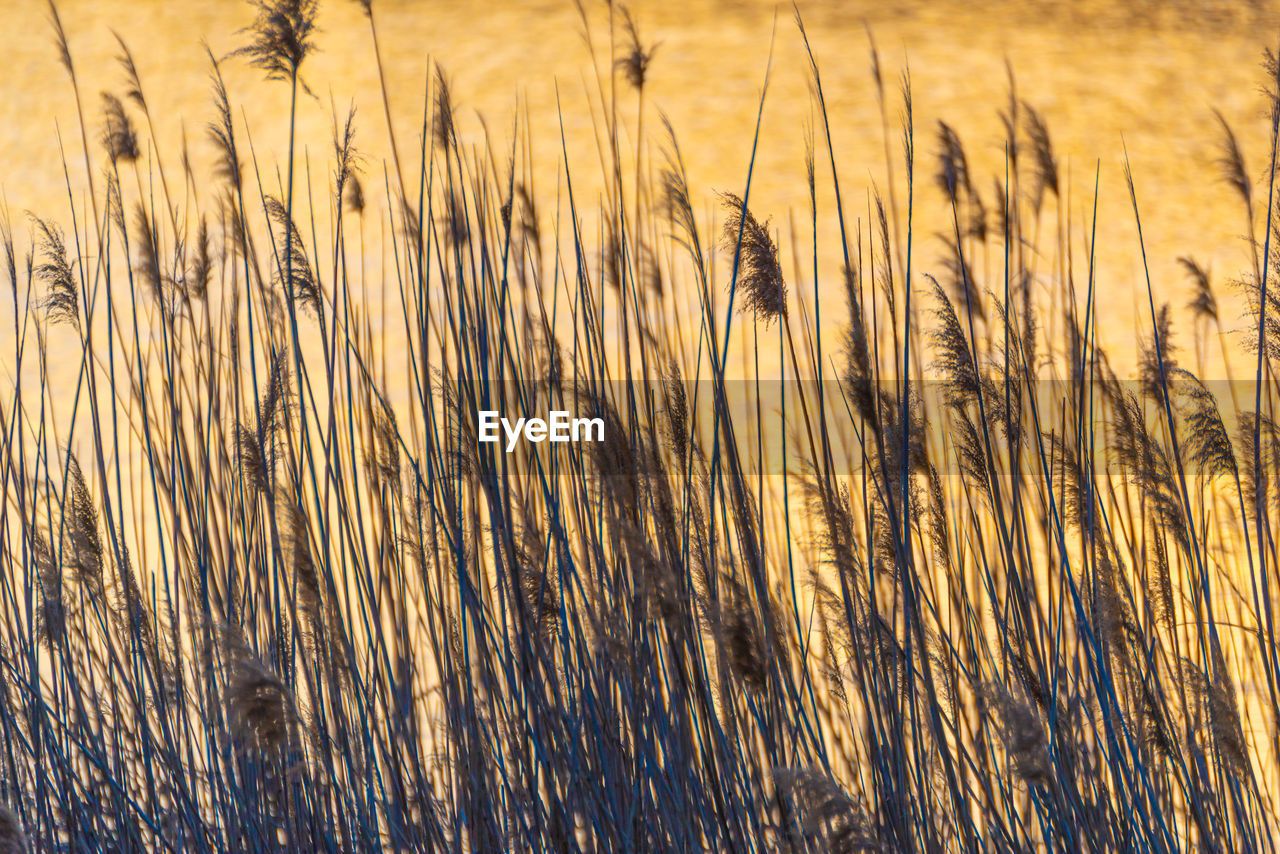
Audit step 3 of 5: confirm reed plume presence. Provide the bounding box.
[207,51,242,187]
[433,64,456,152]
[1139,302,1177,400]
[720,191,786,322]
[1212,109,1251,210]
[1176,369,1237,479]
[368,399,401,489]
[1180,255,1217,322]
[100,92,139,164]
[928,277,980,410]
[661,355,688,460]
[1023,102,1058,213]
[0,803,25,854]
[63,456,104,596]
[344,173,365,215]
[265,195,321,315]
[935,120,972,203]
[332,104,360,213]
[774,767,878,853]
[32,216,77,327]
[186,216,212,301]
[616,6,658,91]
[237,351,290,493]
[132,203,165,305]
[236,0,319,82]
[32,530,64,649]
[223,628,298,751]
[983,683,1052,787]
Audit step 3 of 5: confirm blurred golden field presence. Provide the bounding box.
[5,1,1280,849]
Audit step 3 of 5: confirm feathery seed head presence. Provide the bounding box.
[32,216,78,327]
[236,0,320,82]
[615,7,657,92]
[224,632,298,751]
[207,51,242,187]
[719,192,786,322]
[1023,102,1058,212]
[64,456,104,595]
[101,92,139,164]
[935,120,971,203]
[265,196,321,315]
[0,802,26,854]
[1180,256,1217,323]
[1212,110,1251,209]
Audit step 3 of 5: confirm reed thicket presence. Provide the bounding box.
[2,0,1280,850]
